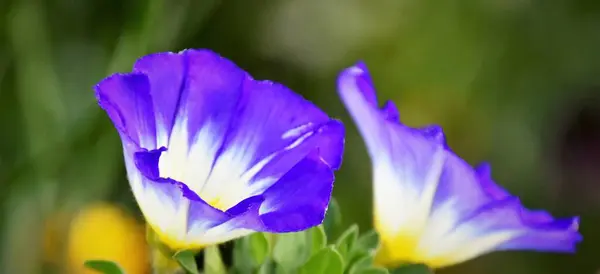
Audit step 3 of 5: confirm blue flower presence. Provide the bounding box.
[337,61,581,269]
[95,49,345,250]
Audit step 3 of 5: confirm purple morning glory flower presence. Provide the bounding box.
[95,49,344,250]
[337,61,581,269]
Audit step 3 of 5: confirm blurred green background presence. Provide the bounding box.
[1,0,599,273]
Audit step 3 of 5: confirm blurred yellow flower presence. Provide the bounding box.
[66,203,149,274]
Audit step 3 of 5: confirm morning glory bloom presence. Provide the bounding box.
[95,49,344,250]
[337,62,581,269]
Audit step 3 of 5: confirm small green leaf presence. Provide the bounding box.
[346,252,373,274]
[391,264,432,274]
[233,233,273,273]
[354,230,379,254]
[204,245,227,274]
[346,230,380,272]
[255,259,273,274]
[274,262,289,274]
[273,232,309,270]
[355,267,389,274]
[323,198,342,238]
[83,260,124,274]
[233,237,255,272]
[335,224,359,259]
[298,246,344,274]
[307,225,327,255]
[173,250,200,274]
[248,232,271,265]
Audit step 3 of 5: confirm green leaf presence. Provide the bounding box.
[173,250,200,274]
[391,264,432,274]
[346,252,374,274]
[354,230,379,254]
[307,225,327,256]
[273,232,309,270]
[204,245,227,274]
[233,237,255,273]
[355,267,389,274]
[248,232,271,265]
[83,260,124,274]
[335,224,359,260]
[323,198,342,238]
[273,262,289,274]
[346,230,380,273]
[255,259,273,274]
[298,246,344,274]
[233,233,272,273]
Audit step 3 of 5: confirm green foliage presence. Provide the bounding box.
[272,230,309,271]
[83,260,125,274]
[335,224,359,260]
[306,225,327,256]
[346,230,380,274]
[173,250,200,274]
[298,246,344,274]
[233,232,273,273]
[204,245,227,274]
[248,232,271,265]
[323,198,342,238]
[354,230,379,252]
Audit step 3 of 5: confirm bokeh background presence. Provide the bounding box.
[1,0,599,273]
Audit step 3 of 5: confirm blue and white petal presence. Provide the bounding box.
[95,49,345,249]
[337,61,581,269]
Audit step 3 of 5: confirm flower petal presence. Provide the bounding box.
[132,148,231,248]
[337,61,581,268]
[132,52,186,141]
[497,216,581,252]
[197,76,343,209]
[151,49,248,196]
[423,198,581,266]
[134,147,273,248]
[95,73,156,148]
[258,150,335,232]
[382,100,400,122]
